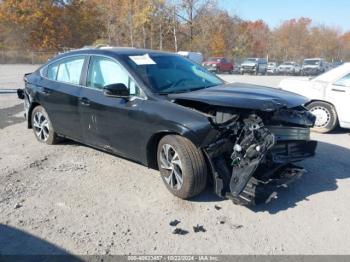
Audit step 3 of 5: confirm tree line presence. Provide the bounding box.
[1,0,349,62]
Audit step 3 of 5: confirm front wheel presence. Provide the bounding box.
[31,105,59,144]
[157,135,207,199]
[306,101,338,133]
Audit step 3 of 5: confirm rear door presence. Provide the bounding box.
[40,56,86,140]
[327,73,350,124]
[79,55,145,159]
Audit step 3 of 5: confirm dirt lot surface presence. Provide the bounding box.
[1,65,350,255]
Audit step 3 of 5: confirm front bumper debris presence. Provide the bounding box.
[204,113,317,206]
[229,164,306,205]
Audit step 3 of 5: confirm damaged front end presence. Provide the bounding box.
[175,99,317,205]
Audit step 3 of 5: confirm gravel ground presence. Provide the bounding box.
[1,65,350,255]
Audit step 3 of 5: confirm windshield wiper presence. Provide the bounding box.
[184,84,218,92]
[157,90,188,95]
[157,84,218,95]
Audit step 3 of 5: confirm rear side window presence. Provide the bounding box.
[48,56,85,85]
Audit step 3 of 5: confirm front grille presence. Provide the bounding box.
[268,140,317,164]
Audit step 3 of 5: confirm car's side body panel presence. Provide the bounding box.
[326,83,350,127]
[77,86,216,165]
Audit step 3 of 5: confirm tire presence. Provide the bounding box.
[31,105,59,144]
[157,135,207,199]
[306,101,338,133]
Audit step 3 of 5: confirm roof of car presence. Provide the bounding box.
[304,58,323,60]
[58,47,175,58]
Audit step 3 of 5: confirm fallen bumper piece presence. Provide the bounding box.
[228,164,305,205]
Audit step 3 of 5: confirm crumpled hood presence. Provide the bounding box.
[169,83,310,112]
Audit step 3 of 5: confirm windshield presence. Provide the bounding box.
[122,54,223,94]
[244,58,257,63]
[304,60,320,65]
[282,62,293,66]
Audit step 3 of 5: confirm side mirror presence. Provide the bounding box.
[103,83,129,98]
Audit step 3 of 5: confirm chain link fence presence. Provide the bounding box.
[0,50,58,64]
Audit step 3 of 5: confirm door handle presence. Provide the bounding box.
[331,88,346,93]
[79,97,90,106]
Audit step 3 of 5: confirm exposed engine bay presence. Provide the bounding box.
[174,99,317,205]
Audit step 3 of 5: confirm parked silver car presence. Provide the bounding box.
[240,58,267,75]
[277,61,301,75]
[267,62,278,75]
[302,58,327,76]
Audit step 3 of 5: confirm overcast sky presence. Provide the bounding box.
[218,0,350,32]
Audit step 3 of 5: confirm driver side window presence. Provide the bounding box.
[334,73,350,87]
[87,56,140,95]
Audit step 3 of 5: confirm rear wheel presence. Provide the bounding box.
[31,105,59,144]
[157,135,207,199]
[306,101,338,133]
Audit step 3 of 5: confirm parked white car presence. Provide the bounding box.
[277,61,301,75]
[267,62,278,75]
[279,63,350,133]
[177,51,203,64]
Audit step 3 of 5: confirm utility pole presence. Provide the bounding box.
[173,6,178,52]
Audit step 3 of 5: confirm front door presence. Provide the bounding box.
[327,73,350,124]
[79,56,145,159]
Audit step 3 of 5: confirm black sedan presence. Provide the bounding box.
[18,48,317,205]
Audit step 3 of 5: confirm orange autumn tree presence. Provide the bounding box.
[0,0,103,51]
[340,32,350,61]
[210,30,226,57]
[246,20,270,57]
